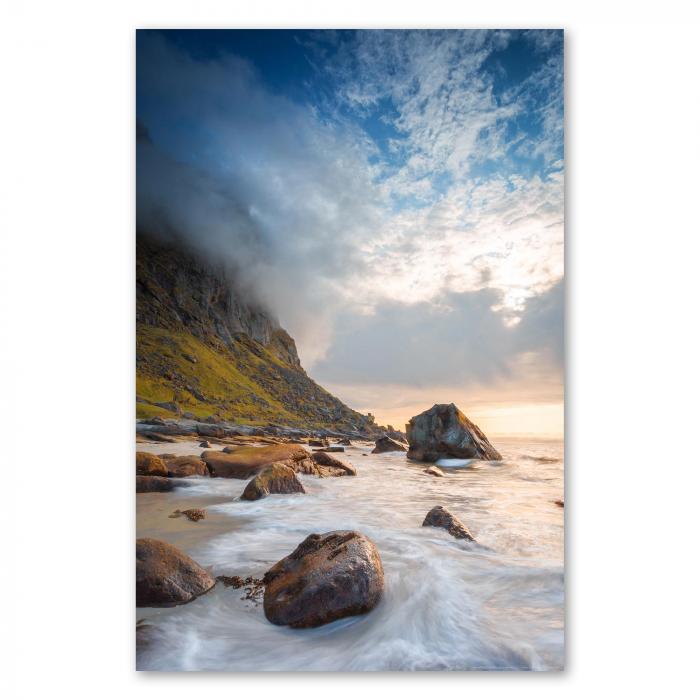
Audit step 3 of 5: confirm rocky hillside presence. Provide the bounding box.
[136,233,378,433]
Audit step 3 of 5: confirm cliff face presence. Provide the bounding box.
[136,234,375,432]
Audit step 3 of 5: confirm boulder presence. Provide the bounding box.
[371,436,408,454]
[308,438,329,447]
[424,466,445,477]
[136,475,175,492]
[406,403,502,462]
[335,437,352,446]
[422,505,475,541]
[311,451,356,476]
[136,538,215,607]
[201,444,309,479]
[241,463,305,501]
[199,440,211,448]
[263,531,384,628]
[314,446,344,453]
[164,455,209,478]
[136,452,168,477]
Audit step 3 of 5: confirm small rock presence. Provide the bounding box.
[335,438,352,446]
[308,438,329,447]
[136,538,215,607]
[136,475,174,493]
[241,463,305,501]
[199,440,211,448]
[422,505,475,541]
[424,466,445,477]
[136,452,168,477]
[554,499,564,508]
[263,531,384,628]
[169,508,206,522]
[372,436,407,454]
[311,451,356,476]
[313,446,345,453]
[163,455,209,478]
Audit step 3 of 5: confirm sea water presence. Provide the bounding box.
[136,437,564,671]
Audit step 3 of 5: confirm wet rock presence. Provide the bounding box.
[372,436,408,454]
[136,538,215,607]
[199,440,211,448]
[422,505,475,541]
[201,444,309,479]
[311,451,356,476]
[169,508,206,522]
[424,466,445,477]
[406,403,502,462]
[263,531,384,628]
[136,452,168,477]
[136,475,175,492]
[164,455,209,478]
[241,463,305,501]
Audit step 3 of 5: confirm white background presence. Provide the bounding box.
[2,0,700,696]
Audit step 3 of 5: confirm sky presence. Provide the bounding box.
[136,29,564,437]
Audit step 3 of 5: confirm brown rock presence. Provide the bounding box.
[169,508,206,522]
[424,466,445,477]
[308,438,329,447]
[313,446,345,453]
[422,505,475,541]
[371,436,408,454]
[163,455,209,478]
[136,451,168,477]
[136,475,174,492]
[336,438,352,446]
[554,499,564,508]
[199,440,211,448]
[136,538,215,607]
[241,463,306,501]
[263,531,384,628]
[406,403,501,462]
[311,451,357,476]
[201,444,309,479]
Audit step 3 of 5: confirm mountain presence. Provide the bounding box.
[136,233,378,433]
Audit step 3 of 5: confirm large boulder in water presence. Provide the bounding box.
[201,444,309,479]
[241,463,305,501]
[406,403,502,461]
[136,538,215,607]
[263,531,384,628]
[422,505,475,541]
[136,451,168,476]
[371,436,407,454]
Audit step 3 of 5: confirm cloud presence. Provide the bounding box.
[136,30,564,421]
[136,32,385,362]
[312,280,563,388]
